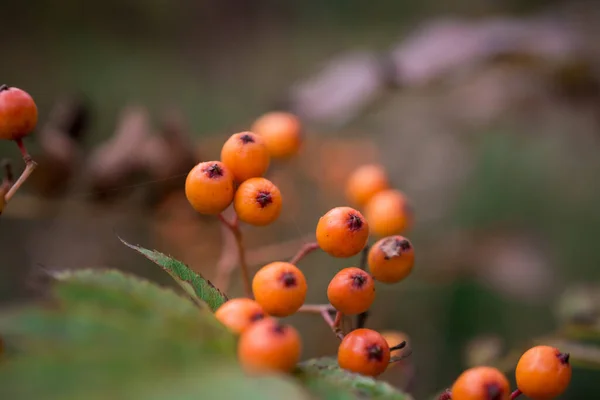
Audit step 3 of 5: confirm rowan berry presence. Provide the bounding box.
[252,261,307,317]
[316,206,369,258]
[220,131,270,183]
[234,177,282,226]
[515,345,571,400]
[364,189,413,237]
[185,161,235,215]
[450,366,510,400]
[327,267,375,315]
[368,235,415,283]
[337,328,390,377]
[215,298,267,335]
[345,164,390,207]
[0,85,38,142]
[238,318,302,373]
[251,111,302,159]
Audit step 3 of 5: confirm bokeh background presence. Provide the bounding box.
[2,1,600,398]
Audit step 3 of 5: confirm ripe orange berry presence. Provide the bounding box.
[238,318,302,373]
[451,366,510,400]
[234,177,282,226]
[0,85,38,141]
[185,161,235,215]
[220,131,270,183]
[345,164,390,207]
[252,262,307,317]
[251,111,302,159]
[327,267,375,315]
[316,206,369,258]
[515,345,572,400]
[368,236,415,283]
[215,298,267,335]
[337,328,390,377]
[364,189,413,237]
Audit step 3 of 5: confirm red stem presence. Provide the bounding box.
[289,241,320,265]
[510,389,522,400]
[217,213,252,298]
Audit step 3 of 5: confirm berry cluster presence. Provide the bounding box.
[447,345,572,400]
[184,115,416,378]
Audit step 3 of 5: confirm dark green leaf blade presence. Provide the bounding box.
[119,237,228,311]
[295,357,413,400]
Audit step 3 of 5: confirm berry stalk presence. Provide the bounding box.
[289,241,320,265]
[510,389,522,399]
[217,213,252,298]
[356,244,370,329]
[4,140,37,203]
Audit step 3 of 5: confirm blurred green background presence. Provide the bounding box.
[1,0,600,399]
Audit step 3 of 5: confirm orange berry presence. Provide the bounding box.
[364,189,413,237]
[316,206,369,258]
[238,318,302,373]
[515,345,572,400]
[185,161,235,215]
[0,85,38,141]
[251,111,302,159]
[345,164,390,207]
[252,262,307,317]
[337,328,390,377]
[215,298,267,335]
[327,267,375,315]
[220,131,270,183]
[234,177,282,226]
[380,330,411,359]
[367,236,415,283]
[451,366,510,400]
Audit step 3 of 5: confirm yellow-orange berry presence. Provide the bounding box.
[215,298,267,335]
[451,366,510,400]
[345,164,389,207]
[368,236,415,283]
[337,328,390,377]
[220,131,270,183]
[327,267,375,315]
[0,85,38,141]
[234,177,282,226]
[252,262,307,317]
[185,161,235,215]
[515,345,572,400]
[251,111,302,159]
[238,318,302,373]
[316,206,369,258]
[364,189,413,237]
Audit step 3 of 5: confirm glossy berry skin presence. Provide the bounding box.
[251,111,302,159]
[364,189,413,237]
[515,345,572,400]
[234,177,282,226]
[327,267,375,315]
[451,366,510,400]
[185,161,235,215]
[338,328,390,377]
[368,236,415,283]
[316,206,369,258]
[345,164,389,207]
[252,262,307,317]
[238,318,302,373]
[221,131,270,183]
[215,298,267,335]
[0,86,38,141]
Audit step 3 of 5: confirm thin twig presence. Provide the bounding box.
[4,140,37,203]
[356,244,371,330]
[289,241,320,265]
[510,389,522,400]
[217,213,252,298]
[298,304,344,340]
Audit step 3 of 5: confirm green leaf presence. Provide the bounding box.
[295,357,413,400]
[119,237,228,311]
